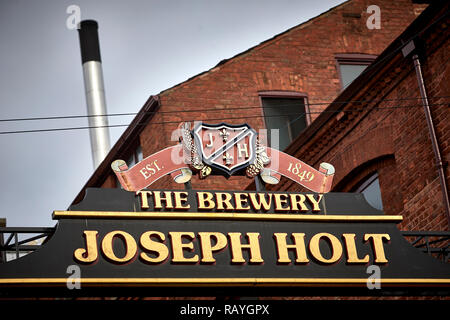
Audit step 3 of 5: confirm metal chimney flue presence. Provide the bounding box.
[78,20,111,169]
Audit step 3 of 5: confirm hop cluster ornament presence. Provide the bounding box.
[246,138,270,178]
[180,122,269,181]
[180,122,212,179]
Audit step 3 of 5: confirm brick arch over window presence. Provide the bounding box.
[329,125,394,188]
[333,155,403,216]
[333,155,394,192]
[328,125,402,215]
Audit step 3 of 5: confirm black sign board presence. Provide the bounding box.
[0,188,449,297]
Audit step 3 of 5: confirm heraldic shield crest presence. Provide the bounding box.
[113,121,334,193]
[192,123,257,177]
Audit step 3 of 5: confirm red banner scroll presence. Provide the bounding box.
[111,144,191,191]
[112,144,334,193]
[260,147,335,193]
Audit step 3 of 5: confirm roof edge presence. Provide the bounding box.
[283,1,445,162]
[71,95,161,205]
[159,0,350,96]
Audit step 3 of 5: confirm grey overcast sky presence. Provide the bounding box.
[0,0,344,228]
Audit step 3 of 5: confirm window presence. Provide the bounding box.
[339,64,369,88]
[126,144,143,167]
[354,172,383,211]
[259,92,309,151]
[116,144,143,189]
[335,54,377,89]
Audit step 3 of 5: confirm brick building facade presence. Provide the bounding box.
[263,1,449,232]
[1,0,448,305]
[73,0,449,234]
[74,0,429,202]
[0,0,444,305]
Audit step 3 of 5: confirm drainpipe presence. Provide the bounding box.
[402,40,450,229]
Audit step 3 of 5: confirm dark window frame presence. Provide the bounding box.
[115,139,143,188]
[352,172,383,211]
[354,172,379,193]
[258,91,311,150]
[258,91,311,125]
[127,144,143,167]
[335,53,377,89]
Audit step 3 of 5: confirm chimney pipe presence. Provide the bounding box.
[78,20,111,169]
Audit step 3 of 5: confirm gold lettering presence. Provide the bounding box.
[173,191,190,210]
[306,194,323,212]
[153,191,174,209]
[342,233,369,264]
[289,194,308,212]
[237,143,249,159]
[101,231,137,263]
[248,193,272,211]
[273,193,290,211]
[309,232,343,264]
[274,233,309,264]
[197,192,215,210]
[136,190,152,209]
[140,231,169,264]
[228,232,263,264]
[215,192,234,210]
[169,232,199,263]
[364,233,390,264]
[234,192,250,211]
[198,232,228,263]
[74,230,99,263]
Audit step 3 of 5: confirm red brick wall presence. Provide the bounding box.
[272,8,449,231]
[135,0,422,192]
[392,32,449,231]
[91,2,449,301]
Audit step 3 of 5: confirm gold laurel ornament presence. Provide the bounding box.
[246,138,270,178]
[180,122,212,179]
